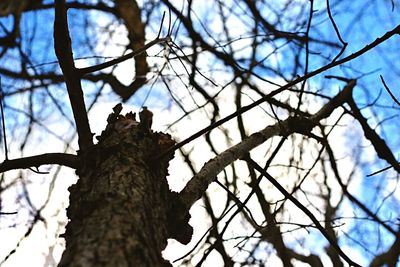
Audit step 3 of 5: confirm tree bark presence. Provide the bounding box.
[58,106,192,267]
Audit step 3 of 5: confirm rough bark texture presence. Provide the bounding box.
[58,105,192,267]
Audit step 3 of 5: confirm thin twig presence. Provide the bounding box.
[156,11,166,39]
[326,0,348,62]
[0,211,17,215]
[246,158,361,267]
[326,0,347,45]
[167,9,172,36]
[0,77,8,160]
[367,163,399,177]
[156,25,400,159]
[296,0,314,111]
[380,75,400,106]
[77,37,171,76]
[179,81,355,211]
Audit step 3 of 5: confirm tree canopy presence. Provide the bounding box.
[0,0,399,266]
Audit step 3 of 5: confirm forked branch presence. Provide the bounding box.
[54,0,93,150]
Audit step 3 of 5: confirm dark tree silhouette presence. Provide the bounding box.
[0,0,399,266]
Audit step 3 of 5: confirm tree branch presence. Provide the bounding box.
[324,142,397,235]
[380,75,400,106]
[77,37,170,76]
[179,80,355,211]
[0,153,80,173]
[370,233,400,267]
[246,158,360,267]
[54,0,93,150]
[347,96,400,174]
[114,0,148,99]
[157,24,400,159]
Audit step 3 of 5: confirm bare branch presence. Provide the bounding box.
[157,24,400,159]
[380,75,400,106]
[77,37,171,76]
[326,0,348,62]
[179,80,355,210]
[54,0,93,150]
[367,163,399,177]
[246,158,361,267]
[370,234,400,267]
[347,95,400,174]
[324,142,397,235]
[0,77,8,160]
[0,153,80,173]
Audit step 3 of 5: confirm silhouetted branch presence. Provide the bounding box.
[158,24,400,158]
[326,0,348,62]
[324,142,397,235]
[370,234,400,267]
[380,75,400,106]
[246,158,360,267]
[180,80,355,211]
[77,37,171,76]
[54,0,93,150]
[367,163,399,177]
[348,95,400,174]
[0,153,79,173]
[0,77,8,160]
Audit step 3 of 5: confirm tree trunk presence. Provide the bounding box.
[58,106,191,267]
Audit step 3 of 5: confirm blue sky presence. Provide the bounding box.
[0,0,400,266]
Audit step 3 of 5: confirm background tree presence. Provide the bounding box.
[0,0,399,266]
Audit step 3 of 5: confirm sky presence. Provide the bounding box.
[0,0,400,266]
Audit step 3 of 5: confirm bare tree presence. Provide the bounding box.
[0,0,399,266]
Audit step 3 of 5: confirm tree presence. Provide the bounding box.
[0,0,399,266]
